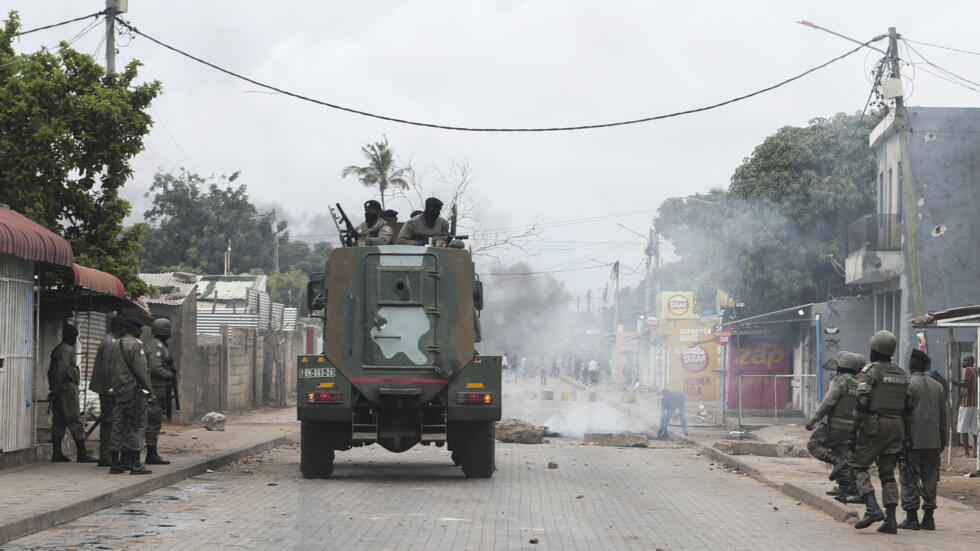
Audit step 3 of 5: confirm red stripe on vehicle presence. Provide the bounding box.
[349,377,450,383]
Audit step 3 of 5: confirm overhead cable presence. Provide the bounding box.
[904,38,980,57]
[13,11,106,37]
[114,16,880,133]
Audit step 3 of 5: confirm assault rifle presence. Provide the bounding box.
[897,448,922,496]
[165,359,180,421]
[335,203,359,247]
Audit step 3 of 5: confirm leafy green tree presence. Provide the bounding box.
[267,268,309,311]
[654,112,880,316]
[0,12,161,297]
[342,136,409,209]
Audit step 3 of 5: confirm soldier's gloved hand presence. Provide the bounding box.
[148,393,158,405]
[805,422,815,431]
[847,430,857,452]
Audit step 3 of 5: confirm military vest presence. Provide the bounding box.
[868,361,908,417]
[829,374,859,429]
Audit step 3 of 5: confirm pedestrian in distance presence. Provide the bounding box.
[108,317,156,475]
[145,318,177,465]
[897,349,947,531]
[47,323,99,463]
[88,316,127,467]
[805,351,864,503]
[658,390,689,438]
[848,330,912,534]
[950,355,978,457]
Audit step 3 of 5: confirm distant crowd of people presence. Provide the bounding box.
[500,353,608,386]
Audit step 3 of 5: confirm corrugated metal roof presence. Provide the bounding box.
[139,272,197,305]
[73,263,125,298]
[197,274,267,301]
[0,206,73,266]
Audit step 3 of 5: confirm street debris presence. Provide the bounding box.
[202,412,227,431]
[529,537,539,544]
[547,462,558,469]
[494,418,545,444]
[583,432,648,448]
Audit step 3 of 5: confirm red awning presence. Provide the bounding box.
[72,263,126,299]
[0,206,73,266]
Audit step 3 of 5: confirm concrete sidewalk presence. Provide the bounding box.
[0,407,299,544]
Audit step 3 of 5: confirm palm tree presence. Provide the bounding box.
[341,136,409,209]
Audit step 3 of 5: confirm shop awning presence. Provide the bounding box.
[72,263,126,299]
[0,206,73,266]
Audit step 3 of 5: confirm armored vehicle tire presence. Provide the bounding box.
[300,421,336,479]
[459,421,495,478]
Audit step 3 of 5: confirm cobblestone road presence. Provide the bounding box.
[4,436,973,551]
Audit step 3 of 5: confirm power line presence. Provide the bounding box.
[114,16,879,133]
[904,38,980,57]
[482,263,613,276]
[904,40,980,94]
[13,11,106,36]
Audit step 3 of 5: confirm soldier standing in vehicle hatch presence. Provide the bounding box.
[805,351,863,503]
[145,318,176,465]
[848,330,912,534]
[397,197,450,245]
[354,199,393,245]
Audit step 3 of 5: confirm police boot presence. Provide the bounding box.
[50,440,71,463]
[876,505,898,534]
[109,451,128,474]
[897,508,920,530]
[854,493,885,529]
[128,451,153,475]
[826,486,843,496]
[97,453,113,467]
[826,452,847,481]
[920,509,935,530]
[74,439,99,463]
[145,446,170,465]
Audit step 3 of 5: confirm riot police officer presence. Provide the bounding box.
[145,318,176,465]
[354,199,393,245]
[848,330,912,533]
[109,317,155,475]
[48,323,99,463]
[806,351,863,502]
[89,316,126,467]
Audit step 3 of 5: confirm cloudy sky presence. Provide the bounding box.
[10,1,980,302]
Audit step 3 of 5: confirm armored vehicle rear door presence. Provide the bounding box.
[363,252,439,367]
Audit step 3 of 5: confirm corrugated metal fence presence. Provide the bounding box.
[67,310,108,415]
[198,288,287,335]
[0,254,36,452]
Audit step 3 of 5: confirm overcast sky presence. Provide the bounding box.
[10,1,980,302]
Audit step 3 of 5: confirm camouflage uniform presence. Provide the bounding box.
[849,361,910,506]
[355,219,393,245]
[807,366,859,494]
[145,337,175,448]
[397,215,450,245]
[110,335,152,454]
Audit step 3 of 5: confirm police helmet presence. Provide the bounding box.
[836,351,866,373]
[151,318,172,336]
[869,330,897,357]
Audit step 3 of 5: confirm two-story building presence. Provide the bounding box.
[846,107,980,376]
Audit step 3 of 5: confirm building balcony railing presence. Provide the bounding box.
[848,214,902,254]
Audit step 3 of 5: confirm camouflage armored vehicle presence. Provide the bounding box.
[297,231,501,479]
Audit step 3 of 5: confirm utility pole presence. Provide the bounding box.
[886,27,924,319]
[104,1,127,74]
[612,261,620,334]
[642,228,655,384]
[271,209,280,273]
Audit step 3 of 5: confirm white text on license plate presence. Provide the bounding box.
[300,367,335,378]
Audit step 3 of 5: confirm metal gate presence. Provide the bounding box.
[0,254,36,452]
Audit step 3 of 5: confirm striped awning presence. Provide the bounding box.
[0,206,73,266]
[72,263,126,298]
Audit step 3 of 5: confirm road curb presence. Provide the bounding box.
[0,433,294,545]
[672,434,858,523]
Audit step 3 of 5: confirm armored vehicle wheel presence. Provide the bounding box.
[459,421,495,478]
[300,421,336,479]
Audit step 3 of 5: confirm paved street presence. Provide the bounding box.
[4,433,973,551]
